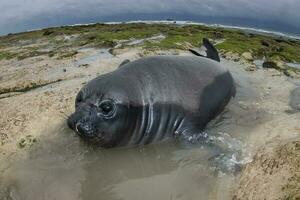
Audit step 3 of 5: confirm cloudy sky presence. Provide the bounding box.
[0,0,299,36]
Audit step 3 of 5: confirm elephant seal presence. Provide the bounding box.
[67,39,235,148]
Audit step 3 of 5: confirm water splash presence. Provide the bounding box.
[179,130,251,173]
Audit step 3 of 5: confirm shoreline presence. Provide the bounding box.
[4,20,300,40]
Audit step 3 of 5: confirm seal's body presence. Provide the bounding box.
[68,39,235,147]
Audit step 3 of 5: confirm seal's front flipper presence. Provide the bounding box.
[119,59,130,68]
[174,121,207,144]
[202,38,220,62]
[189,38,220,62]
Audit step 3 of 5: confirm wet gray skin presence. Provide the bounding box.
[67,55,235,147]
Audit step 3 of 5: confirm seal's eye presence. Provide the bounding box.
[98,100,115,117]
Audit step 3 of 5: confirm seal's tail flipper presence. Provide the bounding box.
[188,38,220,62]
[203,38,220,62]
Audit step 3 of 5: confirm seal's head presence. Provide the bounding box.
[67,76,132,147]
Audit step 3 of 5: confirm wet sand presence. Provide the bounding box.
[0,46,300,200]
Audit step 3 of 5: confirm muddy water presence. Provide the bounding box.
[0,59,292,200]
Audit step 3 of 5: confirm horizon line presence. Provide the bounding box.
[4,20,300,40]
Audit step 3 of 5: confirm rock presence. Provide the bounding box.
[256,48,267,58]
[263,61,280,69]
[242,52,253,61]
[43,30,54,36]
[271,45,284,52]
[275,38,285,43]
[234,141,300,200]
[219,49,226,58]
[224,51,240,62]
[48,51,55,57]
[245,64,257,71]
[109,48,132,56]
[212,31,224,39]
[18,135,37,149]
[284,70,300,79]
[0,92,23,99]
[78,64,89,68]
[88,35,96,40]
[108,48,115,56]
[246,33,255,38]
[261,40,270,47]
[101,40,117,48]
[275,60,285,68]
[232,55,240,62]
[262,60,295,79]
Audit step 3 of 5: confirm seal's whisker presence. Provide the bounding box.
[75,122,80,133]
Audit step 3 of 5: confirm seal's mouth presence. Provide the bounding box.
[67,115,112,147]
[67,116,98,138]
[77,129,109,146]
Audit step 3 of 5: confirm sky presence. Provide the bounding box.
[0,0,300,36]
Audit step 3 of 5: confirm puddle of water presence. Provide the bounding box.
[0,130,248,200]
[0,60,270,200]
[289,87,300,111]
[75,48,113,67]
[0,127,238,200]
[286,62,300,69]
[116,34,166,47]
[74,35,166,67]
[253,59,264,68]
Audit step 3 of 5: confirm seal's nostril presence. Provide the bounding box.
[76,121,87,134]
[75,122,80,133]
[75,121,95,137]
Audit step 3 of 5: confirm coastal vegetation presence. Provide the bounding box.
[0,23,299,63]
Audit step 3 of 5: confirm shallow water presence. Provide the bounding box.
[286,62,300,70]
[289,79,300,111]
[0,130,247,200]
[75,48,113,67]
[0,60,272,200]
[124,34,166,46]
[253,59,264,68]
